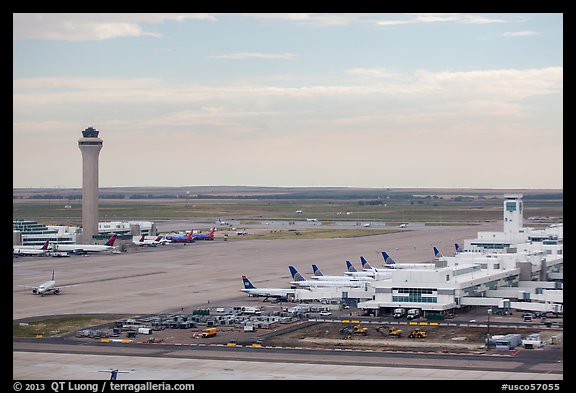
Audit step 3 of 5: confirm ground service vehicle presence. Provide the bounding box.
[388,328,402,338]
[393,308,406,318]
[408,328,427,338]
[407,309,420,320]
[201,328,217,338]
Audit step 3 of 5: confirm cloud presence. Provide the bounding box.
[502,31,538,37]
[375,13,510,27]
[13,13,216,41]
[207,52,298,60]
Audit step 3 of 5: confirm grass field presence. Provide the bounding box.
[13,315,127,338]
[13,198,563,227]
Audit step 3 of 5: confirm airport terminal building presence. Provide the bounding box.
[296,195,563,317]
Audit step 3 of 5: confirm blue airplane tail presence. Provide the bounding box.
[289,266,306,281]
[242,276,256,289]
[455,243,463,253]
[360,256,373,269]
[382,251,396,265]
[433,246,443,258]
[346,260,357,272]
[312,265,323,276]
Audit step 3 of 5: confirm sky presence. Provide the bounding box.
[13,13,563,189]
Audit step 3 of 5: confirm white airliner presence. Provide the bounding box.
[381,251,436,269]
[289,266,368,288]
[13,241,50,257]
[133,235,165,247]
[50,234,118,254]
[20,271,77,297]
[311,264,373,281]
[343,260,377,278]
[240,276,296,301]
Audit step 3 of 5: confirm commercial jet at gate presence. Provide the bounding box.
[344,260,377,278]
[312,264,373,281]
[289,266,367,288]
[192,228,216,241]
[381,251,436,269]
[50,235,118,254]
[13,241,50,256]
[19,271,77,296]
[240,276,295,301]
[164,231,194,243]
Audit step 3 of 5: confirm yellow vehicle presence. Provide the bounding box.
[388,328,402,338]
[201,328,217,338]
[408,328,427,338]
[227,339,237,346]
[353,325,368,336]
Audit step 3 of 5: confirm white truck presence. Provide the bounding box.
[406,309,420,320]
[393,308,406,318]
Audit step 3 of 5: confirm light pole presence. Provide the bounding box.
[486,308,492,349]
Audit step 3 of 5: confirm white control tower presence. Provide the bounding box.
[503,194,523,236]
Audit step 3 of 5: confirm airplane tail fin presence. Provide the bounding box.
[41,241,50,250]
[105,234,117,246]
[51,270,55,281]
[155,236,162,241]
[346,260,358,272]
[455,243,463,253]
[433,246,443,258]
[242,275,256,289]
[312,265,323,276]
[289,266,306,281]
[382,251,396,265]
[139,235,146,242]
[360,256,373,269]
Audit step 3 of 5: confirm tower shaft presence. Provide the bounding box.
[78,127,103,243]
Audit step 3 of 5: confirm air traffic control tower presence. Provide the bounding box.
[78,126,103,243]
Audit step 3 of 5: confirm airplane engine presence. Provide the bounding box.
[32,289,38,294]
[54,289,60,295]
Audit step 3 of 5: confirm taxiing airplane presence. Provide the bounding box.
[192,228,216,241]
[20,271,77,297]
[13,241,50,257]
[99,368,135,380]
[50,235,118,255]
[289,266,367,288]
[240,275,295,301]
[164,230,194,243]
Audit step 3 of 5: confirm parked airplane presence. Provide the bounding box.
[381,251,436,269]
[134,235,167,247]
[20,271,76,297]
[192,228,216,241]
[164,230,194,243]
[455,243,464,253]
[433,246,443,258]
[240,275,295,301]
[13,241,50,257]
[50,234,117,255]
[344,260,377,278]
[99,368,135,380]
[289,266,367,288]
[311,264,373,281]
